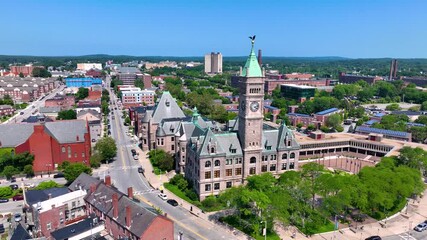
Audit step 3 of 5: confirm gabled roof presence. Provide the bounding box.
[215,132,243,156]
[68,172,102,192]
[0,124,34,147]
[39,106,61,113]
[50,217,97,240]
[240,41,262,77]
[276,123,300,150]
[151,91,185,123]
[44,120,88,144]
[198,128,225,156]
[10,223,31,240]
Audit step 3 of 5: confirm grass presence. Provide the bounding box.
[164,183,197,204]
[153,167,165,175]
[220,215,281,240]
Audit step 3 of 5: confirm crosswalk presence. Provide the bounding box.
[134,189,158,195]
[398,234,417,240]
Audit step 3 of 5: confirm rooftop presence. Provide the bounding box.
[316,108,339,115]
[281,84,316,89]
[356,126,411,138]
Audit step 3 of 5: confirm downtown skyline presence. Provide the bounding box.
[0,0,426,58]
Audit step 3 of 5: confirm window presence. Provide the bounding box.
[226,182,232,188]
[205,172,211,179]
[74,153,77,158]
[214,170,220,178]
[270,164,277,171]
[235,168,242,175]
[282,163,287,170]
[214,183,220,190]
[62,147,66,153]
[249,167,256,175]
[226,159,232,165]
[171,145,174,151]
[67,146,71,158]
[250,157,256,164]
[261,165,267,172]
[226,169,232,176]
[290,153,295,159]
[282,153,287,159]
[230,149,236,153]
[171,137,174,141]
[290,162,295,169]
[82,152,85,158]
[205,161,211,168]
[214,160,220,167]
[47,223,52,230]
[235,158,242,164]
[205,184,211,192]
[211,147,215,153]
[266,146,272,150]
[262,156,268,162]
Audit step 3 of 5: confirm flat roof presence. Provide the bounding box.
[281,84,316,89]
[316,108,339,115]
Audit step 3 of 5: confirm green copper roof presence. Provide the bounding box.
[240,41,262,77]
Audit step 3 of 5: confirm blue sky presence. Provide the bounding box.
[0,0,426,58]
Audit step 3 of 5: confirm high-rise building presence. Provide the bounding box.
[204,52,223,74]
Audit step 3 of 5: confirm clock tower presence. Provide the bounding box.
[237,37,265,178]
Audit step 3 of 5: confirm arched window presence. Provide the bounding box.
[205,161,211,168]
[250,157,256,164]
[67,146,72,158]
[290,152,295,159]
[62,147,66,153]
[211,147,215,153]
[214,160,220,167]
[282,153,287,159]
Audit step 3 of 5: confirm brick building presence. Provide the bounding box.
[338,72,383,84]
[0,120,91,172]
[10,65,44,77]
[0,105,14,117]
[0,77,57,102]
[44,94,75,110]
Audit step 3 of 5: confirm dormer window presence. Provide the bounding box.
[165,101,170,107]
[210,147,215,153]
[230,149,236,154]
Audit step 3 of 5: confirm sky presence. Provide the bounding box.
[0,0,426,58]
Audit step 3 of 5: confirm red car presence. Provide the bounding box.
[12,195,24,201]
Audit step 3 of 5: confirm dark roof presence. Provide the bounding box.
[68,173,102,192]
[22,114,53,123]
[50,217,96,240]
[25,187,69,206]
[287,113,311,118]
[10,224,31,240]
[391,111,422,116]
[355,126,411,138]
[316,108,339,115]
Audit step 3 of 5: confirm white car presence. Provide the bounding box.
[158,193,168,201]
[14,213,22,222]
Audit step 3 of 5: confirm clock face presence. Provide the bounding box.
[250,101,259,112]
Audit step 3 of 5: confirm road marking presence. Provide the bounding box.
[398,234,416,240]
[135,195,209,240]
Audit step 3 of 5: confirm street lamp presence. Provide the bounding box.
[178,231,183,240]
[260,220,267,240]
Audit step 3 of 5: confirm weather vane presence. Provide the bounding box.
[249,35,256,45]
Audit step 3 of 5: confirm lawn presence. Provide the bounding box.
[164,183,198,205]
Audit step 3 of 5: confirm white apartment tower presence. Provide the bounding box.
[204,52,223,74]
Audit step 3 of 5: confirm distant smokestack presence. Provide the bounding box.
[393,60,398,78]
[258,49,262,67]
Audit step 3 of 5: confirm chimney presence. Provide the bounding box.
[127,187,133,199]
[48,193,52,199]
[112,193,118,219]
[90,184,96,194]
[126,206,132,228]
[258,49,262,66]
[104,175,111,186]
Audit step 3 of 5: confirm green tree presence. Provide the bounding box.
[56,109,77,120]
[385,103,401,111]
[148,149,174,172]
[422,101,427,111]
[2,166,18,180]
[19,72,24,78]
[415,115,427,125]
[23,164,34,177]
[32,67,51,77]
[35,180,60,190]
[94,137,118,161]
[76,87,89,100]
[90,152,102,168]
[325,113,342,129]
[0,186,13,198]
[63,163,92,183]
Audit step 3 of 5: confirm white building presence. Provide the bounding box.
[204,52,223,74]
[121,87,156,106]
[77,63,103,71]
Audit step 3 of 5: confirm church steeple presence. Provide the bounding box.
[240,37,263,77]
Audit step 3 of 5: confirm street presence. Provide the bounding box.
[101,76,239,240]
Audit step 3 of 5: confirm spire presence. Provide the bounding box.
[240,36,263,77]
[192,107,200,125]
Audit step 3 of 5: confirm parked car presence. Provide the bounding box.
[138,167,144,173]
[158,193,168,201]
[20,112,24,115]
[14,213,22,222]
[167,199,178,207]
[53,172,65,178]
[9,184,19,190]
[0,198,9,203]
[91,139,96,142]
[13,195,24,201]
[24,182,35,188]
[10,177,16,182]
[365,236,381,240]
[0,223,4,233]
[414,222,427,232]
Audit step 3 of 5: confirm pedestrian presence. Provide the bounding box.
[190,206,193,212]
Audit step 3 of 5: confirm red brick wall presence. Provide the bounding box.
[141,216,174,240]
[38,205,66,238]
[28,125,55,172]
